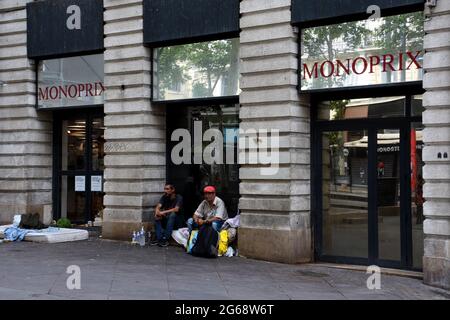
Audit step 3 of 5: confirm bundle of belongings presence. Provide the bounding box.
[1,214,89,243]
[172,214,240,258]
[3,213,47,242]
[19,212,47,229]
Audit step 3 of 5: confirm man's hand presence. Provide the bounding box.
[205,217,220,224]
[155,211,164,219]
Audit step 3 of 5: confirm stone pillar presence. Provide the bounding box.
[102,0,166,240]
[0,0,53,224]
[238,0,312,263]
[422,1,450,289]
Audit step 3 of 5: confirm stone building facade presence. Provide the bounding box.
[421,0,450,289]
[0,0,448,289]
[0,0,53,225]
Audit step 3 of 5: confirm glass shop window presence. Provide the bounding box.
[300,12,424,91]
[37,54,104,109]
[153,38,240,101]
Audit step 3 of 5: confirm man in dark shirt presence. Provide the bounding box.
[152,183,183,247]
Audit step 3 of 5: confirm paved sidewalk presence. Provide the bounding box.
[0,238,448,300]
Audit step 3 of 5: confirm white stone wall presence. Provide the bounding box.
[102,0,166,239]
[422,0,450,289]
[238,0,312,262]
[0,0,52,224]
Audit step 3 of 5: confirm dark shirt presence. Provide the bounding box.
[159,194,183,212]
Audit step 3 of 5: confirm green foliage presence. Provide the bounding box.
[374,11,424,52]
[302,21,368,60]
[56,218,72,228]
[155,46,188,100]
[302,20,369,88]
[374,11,424,82]
[301,11,424,87]
[155,39,238,99]
[328,100,348,147]
[330,100,348,121]
[192,82,209,97]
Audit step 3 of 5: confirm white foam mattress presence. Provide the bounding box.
[0,225,88,243]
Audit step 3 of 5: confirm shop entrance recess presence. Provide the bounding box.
[312,93,424,270]
[52,108,105,225]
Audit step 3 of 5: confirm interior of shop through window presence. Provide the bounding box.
[166,104,240,223]
[60,116,105,224]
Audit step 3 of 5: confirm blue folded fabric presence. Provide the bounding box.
[4,226,30,241]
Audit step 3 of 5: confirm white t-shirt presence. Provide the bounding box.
[194,196,228,221]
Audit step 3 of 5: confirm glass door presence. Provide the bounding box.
[60,118,87,222]
[315,95,424,270]
[55,110,104,225]
[375,126,408,267]
[321,129,369,260]
[318,125,407,267]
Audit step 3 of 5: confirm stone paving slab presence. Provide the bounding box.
[0,238,448,300]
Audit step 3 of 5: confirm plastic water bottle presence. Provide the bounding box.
[139,231,145,247]
[138,226,145,247]
[132,231,137,244]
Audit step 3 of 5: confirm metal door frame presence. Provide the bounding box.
[52,107,104,224]
[311,94,422,270]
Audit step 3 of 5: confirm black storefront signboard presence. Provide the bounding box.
[292,0,425,26]
[27,0,104,60]
[143,0,240,47]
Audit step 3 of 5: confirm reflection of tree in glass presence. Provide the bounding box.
[155,46,189,100]
[331,100,347,120]
[374,12,424,82]
[156,39,238,99]
[185,41,234,96]
[302,22,369,88]
[192,82,210,97]
[328,100,348,146]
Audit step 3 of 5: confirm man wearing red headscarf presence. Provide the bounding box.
[187,185,228,233]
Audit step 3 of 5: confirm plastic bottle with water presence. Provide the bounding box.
[138,227,145,246]
[131,231,137,244]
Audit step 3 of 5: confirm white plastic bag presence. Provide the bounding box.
[178,227,189,239]
[172,229,188,248]
[13,215,21,227]
[221,215,240,230]
[224,247,235,257]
